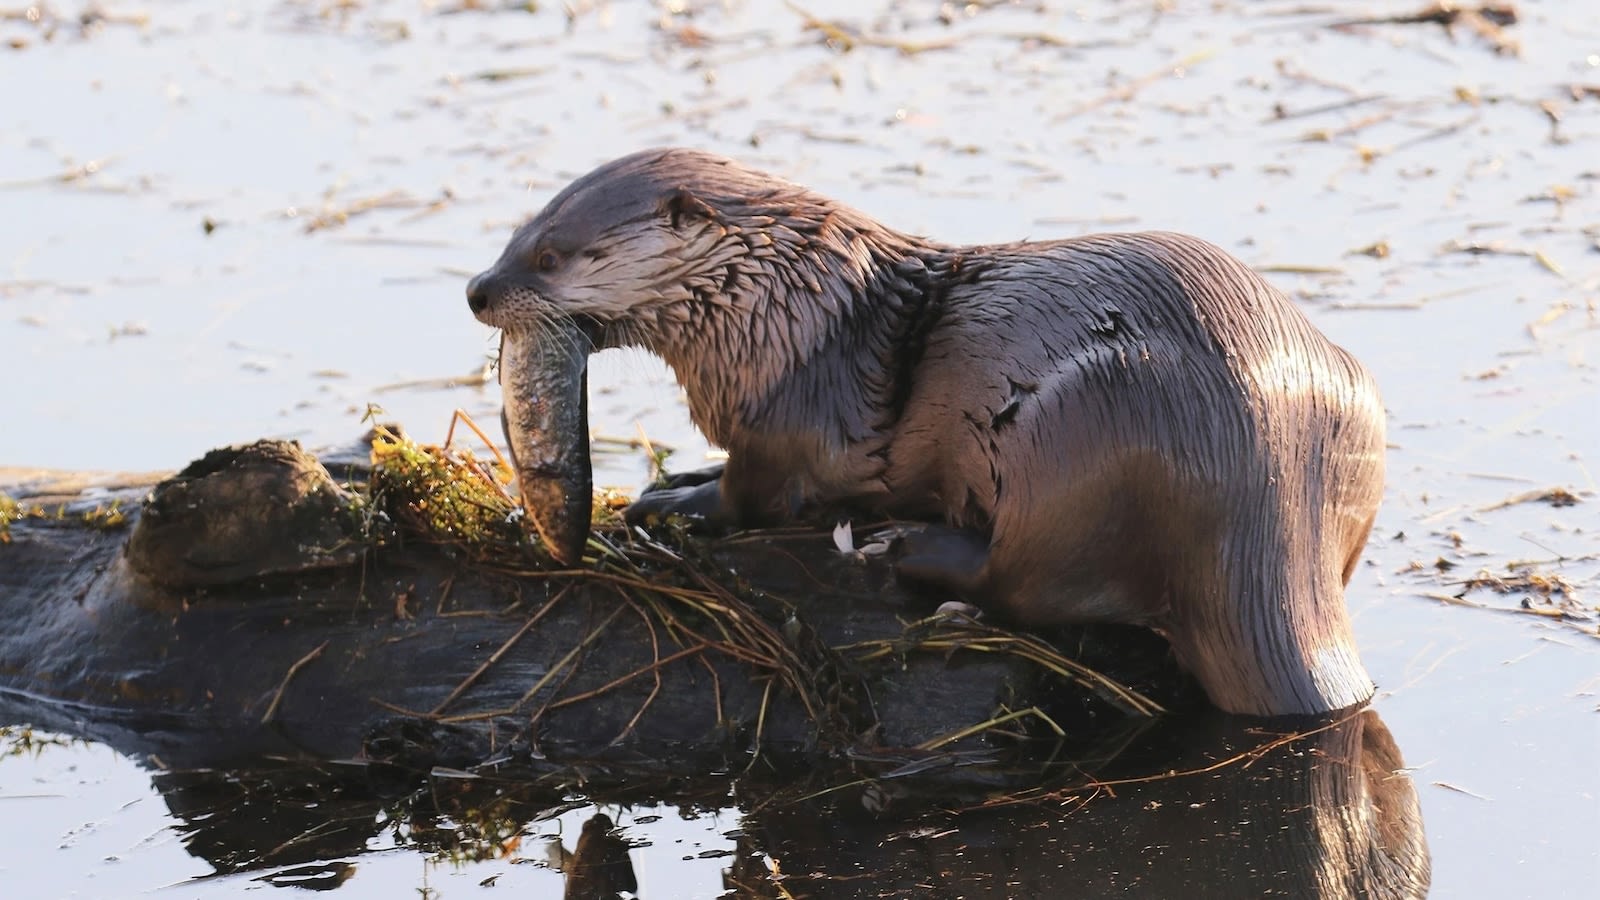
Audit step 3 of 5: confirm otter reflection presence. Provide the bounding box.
[732,709,1429,899]
[559,813,639,900]
[124,708,1424,898]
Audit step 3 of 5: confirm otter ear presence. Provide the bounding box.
[660,188,716,229]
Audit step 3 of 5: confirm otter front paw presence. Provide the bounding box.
[655,463,725,491]
[624,478,724,527]
[896,525,990,596]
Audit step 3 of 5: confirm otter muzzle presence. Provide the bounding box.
[466,270,495,316]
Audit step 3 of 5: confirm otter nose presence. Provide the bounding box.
[466,271,493,314]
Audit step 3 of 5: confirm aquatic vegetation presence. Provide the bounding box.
[367,424,531,561]
[0,493,126,544]
[0,725,82,758]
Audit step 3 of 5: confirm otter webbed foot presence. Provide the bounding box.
[896,525,990,596]
[655,464,725,491]
[624,469,725,527]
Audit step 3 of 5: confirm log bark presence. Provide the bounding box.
[0,440,1178,776]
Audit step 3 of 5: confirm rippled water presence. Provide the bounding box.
[2,1,1596,897]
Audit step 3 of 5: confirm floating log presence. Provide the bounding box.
[0,438,1177,776]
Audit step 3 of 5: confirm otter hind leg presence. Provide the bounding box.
[896,524,991,596]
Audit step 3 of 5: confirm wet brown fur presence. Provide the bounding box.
[468,148,1386,717]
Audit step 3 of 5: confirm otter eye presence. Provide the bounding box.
[535,249,560,273]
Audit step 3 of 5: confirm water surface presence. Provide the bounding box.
[2,1,1596,896]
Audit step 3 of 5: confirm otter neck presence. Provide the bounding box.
[642,212,946,453]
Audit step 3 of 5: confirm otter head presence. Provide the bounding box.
[466,148,762,351]
[466,148,918,447]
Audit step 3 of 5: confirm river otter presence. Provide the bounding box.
[467,148,1386,718]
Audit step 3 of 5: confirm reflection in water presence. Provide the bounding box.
[153,761,385,875]
[251,862,357,891]
[562,814,640,900]
[35,707,1424,898]
[733,709,1429,899]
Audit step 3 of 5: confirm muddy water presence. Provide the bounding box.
[1,1,1596,897]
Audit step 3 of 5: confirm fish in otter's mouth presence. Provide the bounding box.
[492,319,594,565]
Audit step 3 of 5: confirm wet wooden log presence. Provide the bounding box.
[0,443,1430,899]
[0,440,1181,777]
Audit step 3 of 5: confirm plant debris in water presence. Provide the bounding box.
[0,492,128,543]
[0,494,16,543]
[0,725,82,758]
